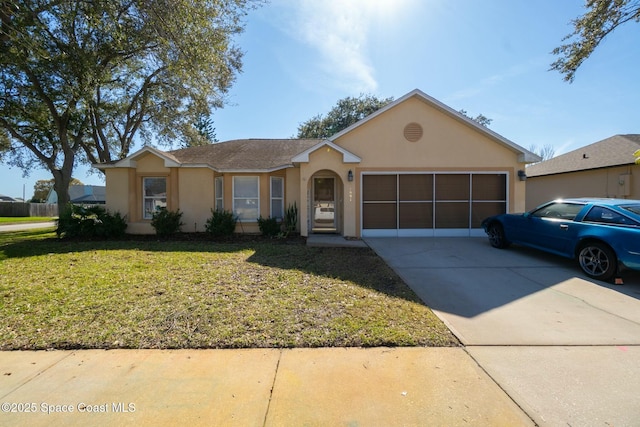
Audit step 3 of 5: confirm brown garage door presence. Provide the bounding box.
[362,173,507,237]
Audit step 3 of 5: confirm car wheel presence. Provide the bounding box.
[487,223,509,249]
[578,242,617,281]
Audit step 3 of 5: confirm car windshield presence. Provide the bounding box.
[621,205,640,216]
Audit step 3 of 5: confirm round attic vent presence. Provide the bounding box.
[403,122,423,142]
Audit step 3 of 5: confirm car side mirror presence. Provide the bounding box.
[523,212,531,219]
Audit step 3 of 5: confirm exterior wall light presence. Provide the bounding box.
[518,170,527,181]
[347,170,354,182]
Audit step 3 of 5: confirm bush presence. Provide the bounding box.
[57,204,127,239]
[205,209,237,237]
[151,208,184,236]
[257,216,281,237]
[283,202,298,236]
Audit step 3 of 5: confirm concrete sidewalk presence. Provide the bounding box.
[0,348,533,426]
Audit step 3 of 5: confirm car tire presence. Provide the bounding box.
[578,242,617,281]
[487,223,510,249]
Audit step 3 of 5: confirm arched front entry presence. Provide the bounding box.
[309,170,343,234]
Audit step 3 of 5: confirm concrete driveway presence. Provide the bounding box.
[366,237,640,426]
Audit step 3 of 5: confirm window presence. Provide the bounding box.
[143,177,167,219]
[214,177,224,211]
[233,176,259,221]
[531,202,583,221]
[622,205,640,216]
[270,177,284,219]
[584,206,639,226]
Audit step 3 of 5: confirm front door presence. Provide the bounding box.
[312,177,336,232]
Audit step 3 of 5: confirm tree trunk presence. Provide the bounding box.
[50,153,75,216]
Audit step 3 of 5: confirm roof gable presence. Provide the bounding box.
[290,140,361,163]
[527,134,640,177]
[94,146,181,170]
[329,89,540,163]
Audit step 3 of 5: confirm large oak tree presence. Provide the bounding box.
[296,94,394,139]
[0,0,260,210]
[551,0,640,82]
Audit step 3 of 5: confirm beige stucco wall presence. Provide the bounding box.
[298,96,528,237]
[178,168,215,232]
[105,168,130,217]
[298,148,353,237]
[526,164,638,210]
[335,98,521,169]
[105,96,529,237]
[109,166,303,235]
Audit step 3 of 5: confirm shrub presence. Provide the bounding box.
[57,204,127,239]
[257,216,281,237]
[283,202,298,235]
[205,209,237,237]
[151,208,184,236]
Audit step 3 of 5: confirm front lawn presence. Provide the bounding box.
[0,230,458,349]
[0,217,55,224]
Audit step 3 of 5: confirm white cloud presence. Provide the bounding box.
[276,0,415,92]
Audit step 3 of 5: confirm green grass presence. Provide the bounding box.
[0,230,458,350]
[0,217,55,224]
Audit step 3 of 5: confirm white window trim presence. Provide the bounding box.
[142,176,167,220]
[270,176,284,220]
[214,176,224,211]
[232,176,260,222]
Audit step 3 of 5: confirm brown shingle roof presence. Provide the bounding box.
[526,134,640,177]
[169,139,322,171]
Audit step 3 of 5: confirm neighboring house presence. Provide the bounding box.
[0,194,16,202]
[94,89,540,237]
[46,185,106,205]
[526,134,640,210]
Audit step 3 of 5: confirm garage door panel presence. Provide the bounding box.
[363,175,396,201]
[363,203,397,229]
[435,202,470,228]
[399,174,433,201]
[435,174,469,200]
[473,174,506,200]
[472,202,506,228]
[399,202,433,229]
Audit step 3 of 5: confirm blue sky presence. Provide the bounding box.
[2,0,639,200]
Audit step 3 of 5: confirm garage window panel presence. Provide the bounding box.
[472,201,506,228]
[435,202,471,228]
[363,203,397,229]
[399,174,433,201]
[363,175,397,201]
[472,174,506,200]
[435,174,469,201]
[399,202,433,229]
[471,174,507,227]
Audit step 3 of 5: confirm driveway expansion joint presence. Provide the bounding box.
[262,349,282,427]
[0,351,74,400]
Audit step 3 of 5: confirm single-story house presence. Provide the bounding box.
[526,134,640,210]
[47,185,106,205]
[94,89,540,237]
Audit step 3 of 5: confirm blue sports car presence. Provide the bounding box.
[481,198,640,281]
